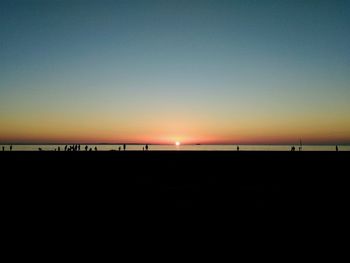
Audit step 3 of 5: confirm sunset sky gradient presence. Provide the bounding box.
[1,0,350,144]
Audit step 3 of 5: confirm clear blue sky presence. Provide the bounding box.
[1,0,350,144]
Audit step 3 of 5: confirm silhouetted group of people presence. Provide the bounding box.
[115,144,149,151]
[65,145,97,151]
[2,145,12,151]
[117,144,127,151]
[291,146,302,151]
[34,144,151,152]
[290,145,340,151]
[37,145,98,151]
[65,145,81,151]
[1,143,342,152]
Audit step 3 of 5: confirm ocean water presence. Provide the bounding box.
[0,144,349,151]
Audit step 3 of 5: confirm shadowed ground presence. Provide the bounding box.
[2,151,348,219]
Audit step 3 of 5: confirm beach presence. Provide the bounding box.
[2,151,348,217]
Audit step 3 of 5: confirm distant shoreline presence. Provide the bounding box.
[1,143,349,146]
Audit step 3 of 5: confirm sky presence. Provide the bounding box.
[0,0,350,144]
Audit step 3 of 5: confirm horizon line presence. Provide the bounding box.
[1,142,349,146]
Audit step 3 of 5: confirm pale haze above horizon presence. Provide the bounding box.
[1,0,350,145]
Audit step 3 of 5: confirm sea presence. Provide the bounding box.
[0,144,349,151]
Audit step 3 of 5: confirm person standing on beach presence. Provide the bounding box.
[2,146,4,151]
[10,145,12,151]
[145,144,148,151]
[336,145,339,152]
[123,144,126,151]
[85,145,88,151]
[237,146,239,151]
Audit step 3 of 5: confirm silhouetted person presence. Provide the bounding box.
[89,148,92,151]
[336,145,339,152]
[58,147,60,151]
[119,146,121,151]
[10,145,12,151]
[142,147,144,151]
[85,145,88,151]
[64,145,67,151]
[291,146,295,151]
[145,144,148,151]
[2,146,4,151]
[78,145,81,151]
[38,148,42,151]
[237,146,239,151]
[94,147,97,151]
[123,144,126,151]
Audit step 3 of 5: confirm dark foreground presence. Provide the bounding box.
[1,151,348,219]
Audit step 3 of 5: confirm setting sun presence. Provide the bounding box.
[1,1,350,146]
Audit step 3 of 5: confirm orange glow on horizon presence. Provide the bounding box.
[1,132,350,145]
[1,116,350,145]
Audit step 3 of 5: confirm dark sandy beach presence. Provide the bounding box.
[0,150,346,258]
[1,150,349,249]
[2,151,348,216]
